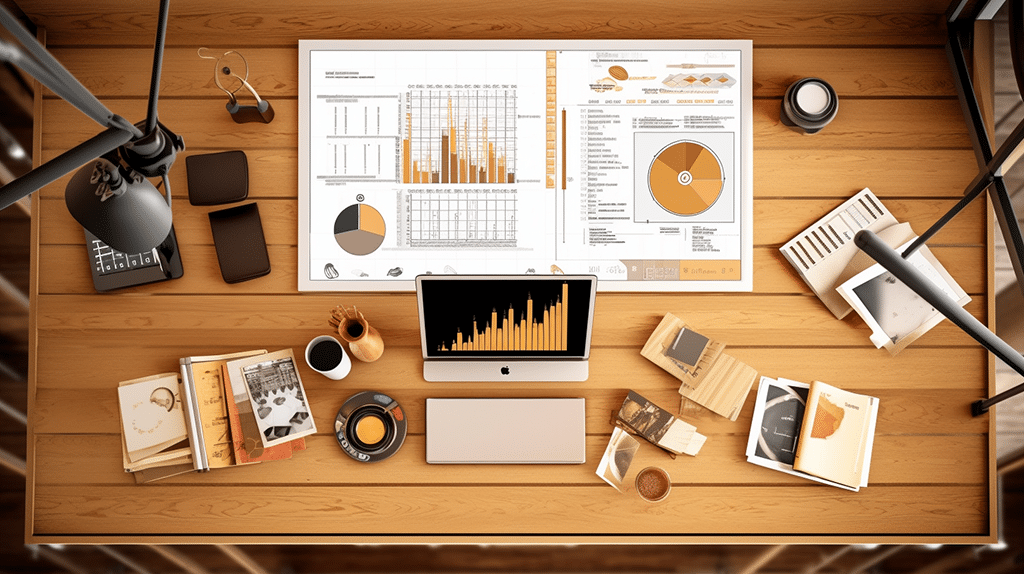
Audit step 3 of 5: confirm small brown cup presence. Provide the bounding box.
[635,466,672,502]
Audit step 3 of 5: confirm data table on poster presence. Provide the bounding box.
[299,40,753,291]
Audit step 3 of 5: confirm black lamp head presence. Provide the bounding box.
[65,158,172,253]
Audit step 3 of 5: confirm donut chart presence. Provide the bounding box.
[334,204,385,256]
[648,141,724,216]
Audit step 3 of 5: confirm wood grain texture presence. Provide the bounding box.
[30,485,987,537]
[32,244,989,296]
[35,148,980,201]
[20,0,996,545]
[18,0,951,47]
[35,196,989,246]
[35,148,985,205]
[38,98,971,152]
[31,432,988,486]
[41,47,957,99]
[30,294,990,349]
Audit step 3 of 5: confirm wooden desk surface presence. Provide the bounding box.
[21,0,997,544]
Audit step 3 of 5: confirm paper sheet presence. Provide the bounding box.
[298,40,753,291]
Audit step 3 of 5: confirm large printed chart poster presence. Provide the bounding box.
[299,40,752,291]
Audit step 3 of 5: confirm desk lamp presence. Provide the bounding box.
[0,0,182,254]
[856,0,1024,416]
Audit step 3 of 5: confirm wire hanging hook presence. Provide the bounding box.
[198,47,251,102]
[197,48,273,123]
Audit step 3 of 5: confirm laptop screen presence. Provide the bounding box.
[416,275,597,359]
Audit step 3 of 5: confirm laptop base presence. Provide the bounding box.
[423,360,588,382]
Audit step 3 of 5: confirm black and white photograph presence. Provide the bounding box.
[850,270,937,346]
[232,349,318,447]
[617,390,676,445]
[835,241,970,355]
[595,427,640,492]
[754,382,807,465]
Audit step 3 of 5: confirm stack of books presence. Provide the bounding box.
[117,348,316,482]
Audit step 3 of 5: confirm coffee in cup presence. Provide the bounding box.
[305,335,351,380]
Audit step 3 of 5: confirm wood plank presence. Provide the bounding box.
[31,294,991,349]
[34,244,987,296]
[35,197,988,247]
[752,99,970,150]
[29,484,987,537]
[31,433,986,486]
[41,99,298,153]
[753,150,979,199]
[19,0,951,47]
[43,47,956,99]
[36,148,983,202]
[29,378,991,435]
[39,99,971,153]
[30,340,990,392]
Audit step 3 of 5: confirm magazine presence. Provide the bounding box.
[745,376,878,491]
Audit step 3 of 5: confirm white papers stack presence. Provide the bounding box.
[781,188,970,354]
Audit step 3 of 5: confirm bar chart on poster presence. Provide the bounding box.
[299,40,752,291]
[402,88,518,185]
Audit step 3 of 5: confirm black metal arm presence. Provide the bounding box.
[0,0,173,213]
[857,0,1024,416]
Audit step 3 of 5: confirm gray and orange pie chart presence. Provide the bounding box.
[334,204,385,256]
[647,141,724,216]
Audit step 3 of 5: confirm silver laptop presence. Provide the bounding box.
[415,275,597,382]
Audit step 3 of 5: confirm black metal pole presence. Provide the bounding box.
[947,23,993,169]
[145,0,171,135]
[0,127,134,211]
[855,230,1024,416]
[0,6,141,137]
[900,172,990,258]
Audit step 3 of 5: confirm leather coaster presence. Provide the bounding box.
[208,202,271,283]
[186,150,248,205]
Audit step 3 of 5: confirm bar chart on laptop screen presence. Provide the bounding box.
[420,278,593,356]
[438,282,567,352]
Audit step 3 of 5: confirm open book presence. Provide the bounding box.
[117,349,310,483]
[745,377,879,491]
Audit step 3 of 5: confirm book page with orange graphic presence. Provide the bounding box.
[792,380,878,489]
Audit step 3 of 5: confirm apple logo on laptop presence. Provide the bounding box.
[500,366,510,376]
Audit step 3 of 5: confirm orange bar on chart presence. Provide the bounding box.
[402,138,411,184]
[437,284,572,352]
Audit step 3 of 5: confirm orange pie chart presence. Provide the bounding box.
[334,204,386,256]
[648,141,724,216]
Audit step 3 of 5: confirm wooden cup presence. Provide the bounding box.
[335,307,385,362]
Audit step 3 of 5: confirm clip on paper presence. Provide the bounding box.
[198,48,275,124]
